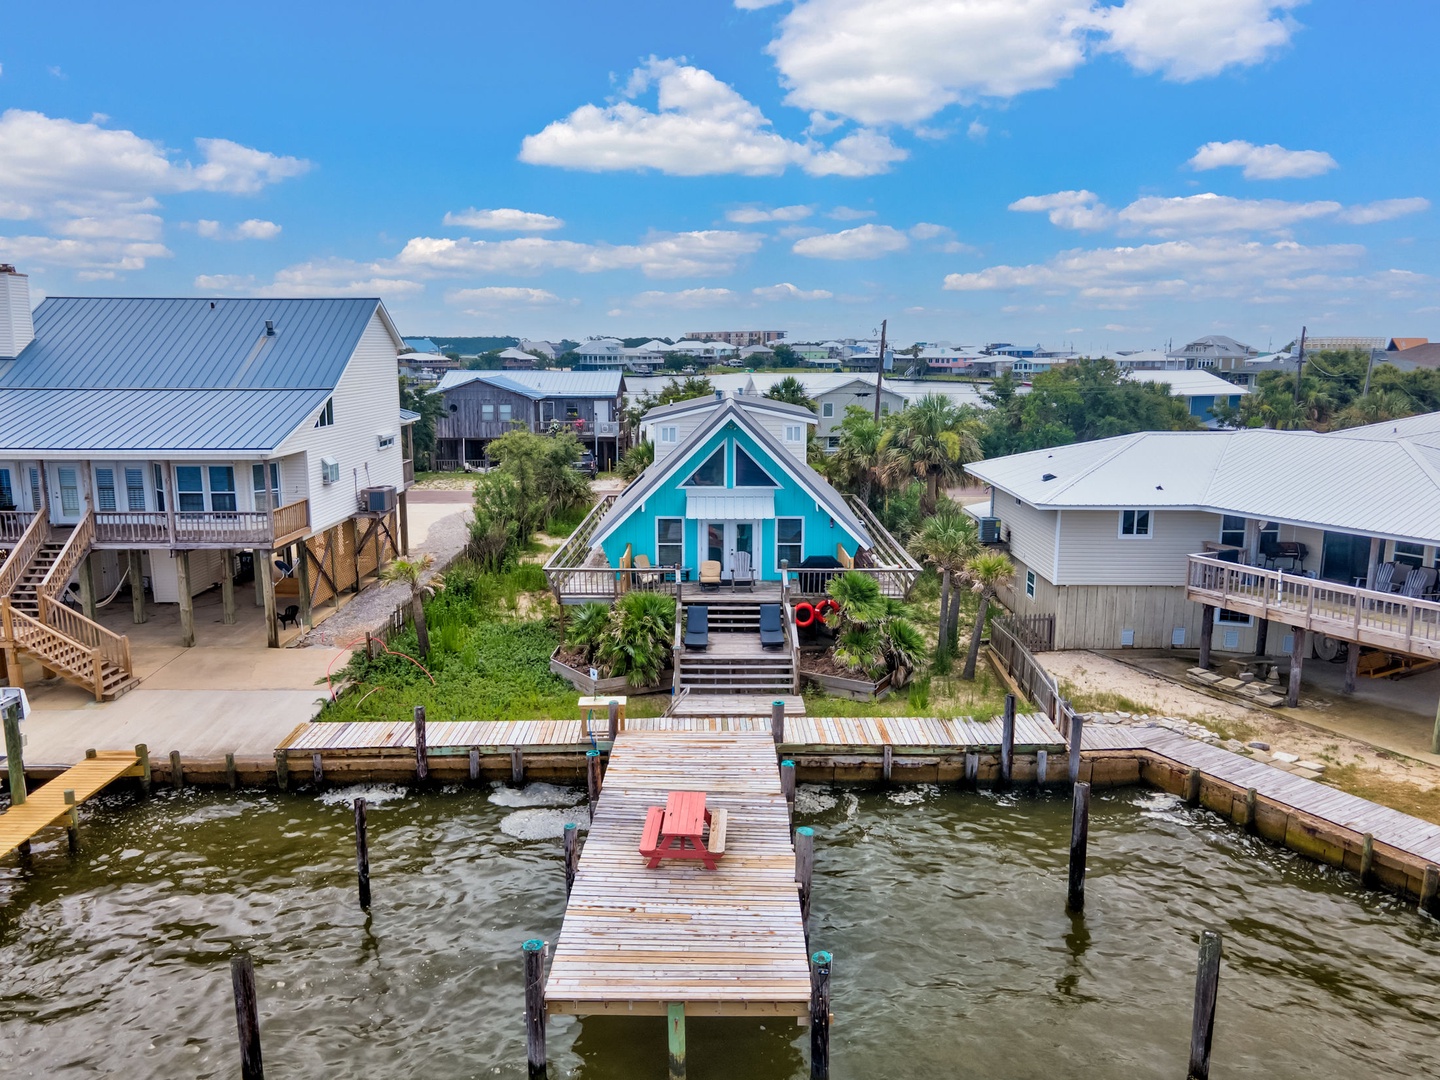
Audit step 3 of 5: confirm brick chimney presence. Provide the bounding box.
[0,265,34,360]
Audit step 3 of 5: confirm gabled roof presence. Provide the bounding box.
[594,398,869,548]
[1125,370,1248,397]
[643,392,816,424]
[436,369,623,397]
[968,416,1440,544]
[1388,337,1429,351]
[1167,334,1254,358]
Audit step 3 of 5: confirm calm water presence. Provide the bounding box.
[0,781,1436,1079]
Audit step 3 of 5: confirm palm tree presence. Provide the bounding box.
[618,439,654,483]
[910,503,979,660]
[765,375,815,410]
[381,553,444,657]
[880,394,982,512]
[960,551,1014,680]
[832,406,885,504]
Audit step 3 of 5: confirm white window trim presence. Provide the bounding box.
[659,425,678,444]
[776,516,803,572]
[656,516,684,569]
[732,443,780,488]
[1025,570,1035,598]
[1119,509,1153,539]
[784,424,803,443]
[821,401,834,418]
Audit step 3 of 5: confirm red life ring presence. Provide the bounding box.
[816,598,840,621]
[793,601,816,627]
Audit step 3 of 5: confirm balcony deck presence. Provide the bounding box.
[90,499,310,550]
[1186,553,1440,660]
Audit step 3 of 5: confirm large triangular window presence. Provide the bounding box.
[683,446,726,487]
[733,445,779,487]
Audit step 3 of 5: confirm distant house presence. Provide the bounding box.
[402,337,441,355]
[1125,370,1247,427]
[0,267,416,698]
[1386,343,1440,372]
[1387,338,1428,352]
[570,338,625,371]
[520,338,560,361]
[804,376,906,450]
[497,347,539,370]
[1166,335,1258,372]
[739,344,774,363]
[433,369,625,469]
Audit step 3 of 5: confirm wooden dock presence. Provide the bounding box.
[544,729,813,1017]
[667,694,806,718]
[0,750,142,857]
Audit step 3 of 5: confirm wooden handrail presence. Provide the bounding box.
[545,495,618,572]
[0,510,36,544]
[272,499,310,541]
[37,595,132,675]
[38,509,94,608]
[0,509,49,599]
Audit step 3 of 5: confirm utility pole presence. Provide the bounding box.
[873,318,887,422]
[1293,325,1307,405]
[1362,346,1376,399]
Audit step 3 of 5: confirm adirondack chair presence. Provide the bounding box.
[1373,561,1398,592]
[1398,566,1437,599]
[699,560,722,590]
[683,605,709,650]
[758,603,784,649]
[731,550,755,592]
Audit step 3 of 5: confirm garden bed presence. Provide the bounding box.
[799,647,893,701]
[550,646,673,695]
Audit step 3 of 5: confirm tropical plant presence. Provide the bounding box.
[598,591,677,687]
[960,551,1014,680]
[834,625,886,680]
[830,406,885,505]
[619,439,655,482]
[765,375,816,410]
[910,500,980,660]
[565,602,611,666]
[821,570,921,685]
[381,553,444,657]
[881,616,926,681]
[824,570,888,627]
[879,393,982,512]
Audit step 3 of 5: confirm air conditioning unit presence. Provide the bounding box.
[362,485,396,513]
[977,516,1002,544]
[320,457,340,485]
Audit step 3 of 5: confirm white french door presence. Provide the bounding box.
[700,520,759,580]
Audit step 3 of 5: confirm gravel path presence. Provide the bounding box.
[296,509,472,648]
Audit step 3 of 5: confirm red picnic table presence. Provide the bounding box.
[639,790,728,871]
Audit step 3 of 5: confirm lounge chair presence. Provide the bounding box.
[731,550,755,592]
[1357,561,1397,592]
[1398,566,1437,599]
[684,605,709,650]
[699,560,722,591]
[758,603,784,649]
[633,553,658,588]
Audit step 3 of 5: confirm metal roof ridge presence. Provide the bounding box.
[1039,431,1153,500]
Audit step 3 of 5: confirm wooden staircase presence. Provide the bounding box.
[0,511,137,701]
[676,631,796,695]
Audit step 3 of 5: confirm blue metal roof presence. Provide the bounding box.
[436,369,623,398]
[403,337,440,353]
[0,388,329,454]
[0,297,383,390]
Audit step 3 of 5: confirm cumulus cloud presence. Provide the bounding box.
[828,206,876,220]
[726,204,813,223]
[195,262,425,298]
[1336,197,1430,225]
[792,223,909,259]
[519,57,905,177]
[763,0,1304,126]
[191,217,283,240]
[1188,139,1337,180]
[909,222,952,240]
[967,119,989,141]
[447,286,564,305]
[442,207,564,231]
[753,282,834,300]
[631,287,737,308]
[395,229,762,279]
[1,234,171,274]
[1012,189,1426,235]
[1009,190,1119,230]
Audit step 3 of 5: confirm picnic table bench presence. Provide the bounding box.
[639,790,727,871]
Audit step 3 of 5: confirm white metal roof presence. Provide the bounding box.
[967,417,1440,544]
[1125,370,1248,397]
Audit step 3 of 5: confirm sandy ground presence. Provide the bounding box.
[1043,650,1440,800]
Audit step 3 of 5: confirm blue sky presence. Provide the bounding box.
[1,1,1436,351]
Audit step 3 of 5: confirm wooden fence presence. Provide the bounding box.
[1008,612,1055,652]
[990,614,1078,745]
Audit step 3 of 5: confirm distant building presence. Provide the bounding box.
[683,329,785,348]
[434,370,625,469]
[1305,336,1384,353]
[1386,343,1440,372]
[519,339,560,360]
[1166,335,1258,372]
[1125,370,1247,427]
[569,338,625,370]
[402,337,441,355]
[497,347,539,370]
[1387,337,1429,352]
[738,344,774,363]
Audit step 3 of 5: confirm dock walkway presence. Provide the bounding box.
[545,729,812,1017]
[0,750,142,856]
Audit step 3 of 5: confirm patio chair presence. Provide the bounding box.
[731,550,755,592]
[683,605,709,650]
[1398,566,1437,599]
[633,553,658,589]
[1356,561,1398,592]
[277,604,300,630]
[699,560,722,591]
[758,603,784,649]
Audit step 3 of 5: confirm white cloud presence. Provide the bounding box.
[735,0,786,7]
[763,0,1304,126]
[189,137,309,195]
[518,57,905,177]
[1188,139,1336,180]
[1009,190,1118,230]
[234,218,281,240]
[195,261,425,298]
[792,223,909,259]
[195,219,222,238]
[828,206,876,220]
[395,229,761,279]
[0,234,171,273]
[909,222,952,240]
[726,204,813,223]
[631,287,737,308]
[447,286,564,305]
[442,207,564,231]
[753,282,834,300]
[1336,197,1430,225]
[967,119,989,141]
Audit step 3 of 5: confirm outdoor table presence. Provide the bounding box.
[639,790,726,870]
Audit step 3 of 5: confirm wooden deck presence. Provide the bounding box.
[1083,725,1440,864]
[544,729,812,1017]
[0,750,142,857]
[668,694,806,718]
[679,582,783,603]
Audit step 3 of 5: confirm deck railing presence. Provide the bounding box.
[548,565,682,602]
[0,510,35,543]
[95,511,170,545]
[990,614,1079,745]
[1186,552,1440,660]
[0,509,48,599]
[271,499,310,542]
[90,499,310,548]
[38,509,95,612]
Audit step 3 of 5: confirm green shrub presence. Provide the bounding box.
[598,591,676,687]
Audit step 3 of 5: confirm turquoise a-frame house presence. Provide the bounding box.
[545,393,919,600]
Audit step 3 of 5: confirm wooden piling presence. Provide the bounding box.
[999,694,1015,789]
[231,954,264,1080]
[512,748,526,787]
[780,759,796,815]
[312,752,323,786]
[63,789,79,852]
[771,699,785,745]
[274,751,288,792]
[810,950,832,1080]
[667,1001,686,1080]
[795,825,814,938]
[169,750,183,791]
[1243,787,1257,832]
[881,744,893,784]
[469,748,480,782]
[1185,767,1201,806]
[355,798,371,910]
[523,939,547,1078]
[1421,865,1440,917]
[4,701,26,807]
[135,743,151,798]
[563,821,579,897]
[1066,781,1090,914]
[1067,711,1084,785]
[607,700,620,741]
[414,705,429,781]
[1036,749,1048,786]
[1187,931,1222,1080]
[586,750,602,820]
[964,751,978,788]
[225,752,238,791]
[1359,833,1374,886]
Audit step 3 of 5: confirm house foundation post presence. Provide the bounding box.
[296,544,313,629]
[128,550,147,623]
[1343,642,1360,695]
[176,551,195,648]
[258,549,279,648]
[1365,536,1382,588]
[1254,618,1268,657]
[221,550,236,625]
[1287,627,1307,708]
[1198,605,1215,669]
